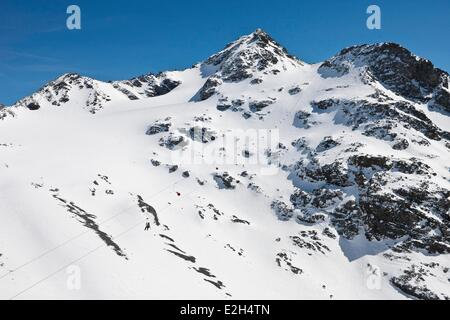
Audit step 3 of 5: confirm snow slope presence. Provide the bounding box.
[0,29,449,300]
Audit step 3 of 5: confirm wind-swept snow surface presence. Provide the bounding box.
[0,30,449,299]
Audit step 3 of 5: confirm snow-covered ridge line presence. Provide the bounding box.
[6,71,182,114]
[4,29,449,115]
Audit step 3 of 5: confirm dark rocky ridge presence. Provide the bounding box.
[113,72,181,99]
[319,43,450,112]
[10,72,180,113]
[310,98,450,143]
[287,153,450,255]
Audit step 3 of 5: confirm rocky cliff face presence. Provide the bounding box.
[319,43,450,112]
[112,72,181,100]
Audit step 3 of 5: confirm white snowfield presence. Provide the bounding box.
[0,29,449,300]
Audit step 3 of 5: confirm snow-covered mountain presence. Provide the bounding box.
[0,29,449,300]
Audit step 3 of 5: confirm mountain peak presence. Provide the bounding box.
[201,29,303,85]
[58,72,82,80]
[319,42,450,110]
[246,28,277,45]
[253,27,266,34]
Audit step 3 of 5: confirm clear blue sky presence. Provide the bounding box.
[1,0,449,105]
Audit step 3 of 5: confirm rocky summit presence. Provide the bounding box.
[0,29,449,300]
